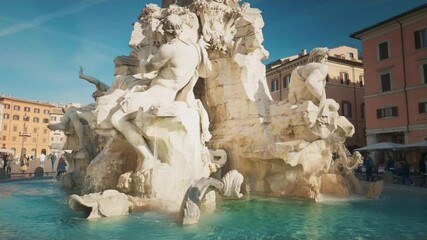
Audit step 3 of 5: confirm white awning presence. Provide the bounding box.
[355,142,405,151]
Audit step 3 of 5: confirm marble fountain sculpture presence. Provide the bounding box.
[48,0,363,224]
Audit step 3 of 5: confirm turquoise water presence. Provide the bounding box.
[0,180,426,240]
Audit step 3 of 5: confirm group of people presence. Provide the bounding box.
[1,149,68,177]
[1,152,12,174]
[362,154,427,186]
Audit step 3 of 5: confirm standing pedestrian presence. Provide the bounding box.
[365,156,375,182]
[56,155,67,177]
[400,159,414,186]
[39,149,46,168]
[2,153,7,169]
[49,153,57,171]
[6,154,12,174]
[20,154,28,173]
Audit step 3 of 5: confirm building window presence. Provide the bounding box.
[2,136,5,141]
[51,137,54,142]
[4,104,10,109]
[33,128,38,133]
[377,106,398,119]
[13,126,17,132]
[361,103,365,119]
[34,108,40,113]
[359,75,364,85]
[33,117,40,123]
[422,63,427,84]
[414,28,427,49]
[43,109,49,114]
[271,79,279,92]
[12,115,19,121]
[13,105,20,111]
[23,116,29,121]
[3,125,6,131]
[341,101,352,118]
[380,73,391,92]
[3,113,9,119]
[43,118,49,124]
[349,52,354,59]
[419,102,427,114]
[43,138,47,143]
[51,116,57,121]
[378,41,389,60]
[12,136,16,142]
[340,72,349,85]
[24,107,31,112]
[283,75,290,89]
[43,129,47,134]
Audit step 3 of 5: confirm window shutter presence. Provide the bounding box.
[379,42,389,60]
[415,31,421,49]
[381,73,391,92]
[423,64,427,84]
[392,106,398,116]
[377,109,382,119]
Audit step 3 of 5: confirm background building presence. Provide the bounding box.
[0,104,3,138]
[266,46,366,148]
[350,4,427,146]
[49,104,68,157]
[0,95,54,160]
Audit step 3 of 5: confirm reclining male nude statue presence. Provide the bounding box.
[105,14,211,173]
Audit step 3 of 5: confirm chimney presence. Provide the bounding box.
[300,49,307,56]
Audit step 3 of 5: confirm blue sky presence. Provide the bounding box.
[0,0,426,104]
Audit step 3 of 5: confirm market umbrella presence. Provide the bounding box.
[401,141,427,149]
[355,142,405,151]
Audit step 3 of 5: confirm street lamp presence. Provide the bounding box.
[34,129,39,160]
[19,114,31,160]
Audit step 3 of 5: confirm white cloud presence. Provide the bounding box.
[0,0,108,38]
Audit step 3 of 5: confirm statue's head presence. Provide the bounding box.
[139,3,161,20]
[308,47,329,63]
[162,14,183,38]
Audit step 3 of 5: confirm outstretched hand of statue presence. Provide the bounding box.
[79,66,85,79]
[198,38,210,50]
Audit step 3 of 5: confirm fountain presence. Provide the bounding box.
[46,0,370,224]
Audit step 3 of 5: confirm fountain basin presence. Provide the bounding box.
[0,180,426,239]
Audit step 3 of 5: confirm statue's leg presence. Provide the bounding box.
[69,111,85,151]
[76,110,94,128]
[110,109,156,171]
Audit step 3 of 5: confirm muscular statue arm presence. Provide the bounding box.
[304,66,327,104]
[79,66,110,91]
[141,44,171,73]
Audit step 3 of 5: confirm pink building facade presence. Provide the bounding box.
[350,4,427,146]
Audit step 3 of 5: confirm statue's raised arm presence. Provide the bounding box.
[79,66,110,99]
